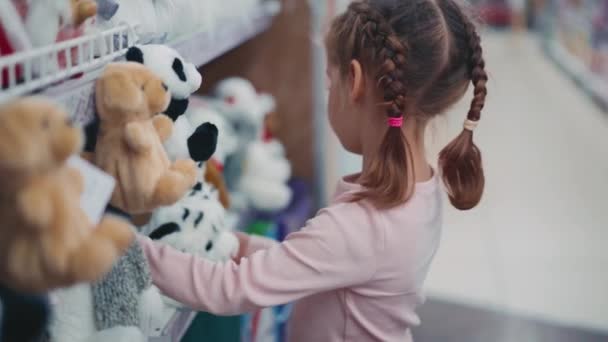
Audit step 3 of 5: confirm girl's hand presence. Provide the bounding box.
[233,232,251,263]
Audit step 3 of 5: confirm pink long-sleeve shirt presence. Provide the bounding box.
[139,173,443,342]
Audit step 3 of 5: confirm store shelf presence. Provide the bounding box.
[0,2,278,124]
[171,1,279,68]
[543,39,608,112]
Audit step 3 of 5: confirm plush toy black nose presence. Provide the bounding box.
[162,83,168,91]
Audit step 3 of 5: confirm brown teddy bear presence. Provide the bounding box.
[94,62,197,215]
[0,97,134,294]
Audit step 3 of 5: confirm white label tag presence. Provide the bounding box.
[67,156,115,224]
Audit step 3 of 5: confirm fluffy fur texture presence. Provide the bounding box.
[49,241,164,342]
[142,188,238,262]
[141,188,238,308]
[93,62,197,215]
[125,45,218,164]
[186,98,238,167]
[238,140,292,212]
[0,98,133,293]
[92,241,150,330]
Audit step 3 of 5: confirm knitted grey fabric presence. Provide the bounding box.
[92,240,151,331]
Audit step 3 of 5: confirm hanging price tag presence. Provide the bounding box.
[67,156,115,224]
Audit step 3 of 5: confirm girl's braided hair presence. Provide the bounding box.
[326,0,487,210]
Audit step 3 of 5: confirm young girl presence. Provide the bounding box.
[138,0,487,340]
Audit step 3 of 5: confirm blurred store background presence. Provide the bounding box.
[0,0,606,341]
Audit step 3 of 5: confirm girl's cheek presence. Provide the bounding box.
[325,73,330,90]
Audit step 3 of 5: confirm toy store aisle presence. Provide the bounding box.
[334,30,608,339]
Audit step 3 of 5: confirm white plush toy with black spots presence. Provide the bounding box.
[125,44,218,166]
[141,183,239,308]
[142,185,238,263]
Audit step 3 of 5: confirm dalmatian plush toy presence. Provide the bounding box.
[140,181,239,308]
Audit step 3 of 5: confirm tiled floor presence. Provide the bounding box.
[329,31,608,337]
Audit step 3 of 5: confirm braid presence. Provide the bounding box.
[349,1,409,118]
[346,1,416,207]
[438,4,486,210]
[463,18,487,122]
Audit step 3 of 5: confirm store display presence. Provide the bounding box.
[0,1,294,340]
[0,98,133,293]
[92,62,198,214]
[238,140,292,212]
[540,0,608,109]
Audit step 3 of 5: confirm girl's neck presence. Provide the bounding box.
[360,120,432,184]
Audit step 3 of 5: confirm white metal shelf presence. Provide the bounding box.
[0,2,278,125]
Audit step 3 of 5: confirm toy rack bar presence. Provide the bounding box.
[0,24,138,104]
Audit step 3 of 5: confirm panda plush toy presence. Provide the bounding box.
[125,44,217,166]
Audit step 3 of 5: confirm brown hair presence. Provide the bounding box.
[326,0,487,210]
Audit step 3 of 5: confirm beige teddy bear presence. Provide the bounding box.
[94,62,197,215]
[0,97,134,293]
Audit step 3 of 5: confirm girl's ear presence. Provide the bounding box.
[349,59,364,102]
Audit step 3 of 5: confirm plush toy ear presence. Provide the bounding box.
[149,222,180,240]
[96,67,144,114]
[187,122,218,162]
[125,46,144,64]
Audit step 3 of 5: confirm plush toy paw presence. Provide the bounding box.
[187,122,218,162]
[152,160,197,206]
[67,217,134,283]
[95,215,136,253]
[170,159,197,178]
[87,326,146,342]
[152,114,174,142]
[124,122,154,152]
[16,184,53,229]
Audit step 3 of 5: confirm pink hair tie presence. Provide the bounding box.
[387,116,403,127]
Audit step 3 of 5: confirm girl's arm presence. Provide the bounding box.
[234,232,278,260]
[138,207,378,315]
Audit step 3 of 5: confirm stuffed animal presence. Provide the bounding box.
[125,45,218,165]
[186,96,239,171]
[49,241,165,342]
[0,97,134,294]
[143,185,238,262]
[93,62,197,215]
[238,140,292,212]
[25,0,97,48]
[141,187,238,308]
